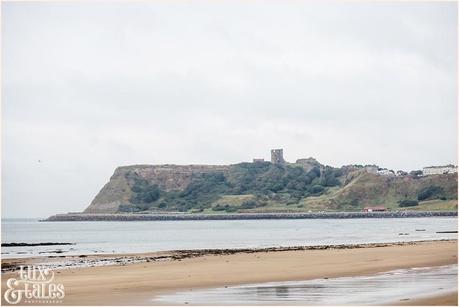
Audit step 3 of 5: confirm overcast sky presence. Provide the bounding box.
[2,1,457,218]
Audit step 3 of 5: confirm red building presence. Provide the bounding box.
[363,205,386,212]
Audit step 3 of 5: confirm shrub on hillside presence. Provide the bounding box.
[225,206,238,213]
[118,204,141,212]
[410,170,423,176]
[417,186,444,201]
[399,199,419,207]
[240,199,258,209]
[212,204,229,211]
[309,184,325,194]
[129,178,161,204]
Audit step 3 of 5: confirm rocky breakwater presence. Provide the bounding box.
[44,211,457,221]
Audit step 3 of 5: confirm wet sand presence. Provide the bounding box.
[1,240,457,306]
[398,292,458,306]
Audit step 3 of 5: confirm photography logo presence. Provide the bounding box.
[4,265,65,304]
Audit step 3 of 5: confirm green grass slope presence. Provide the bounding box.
[305,171,457,212]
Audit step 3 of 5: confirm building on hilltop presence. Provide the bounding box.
[422,165,458,176]
[364,165,378,174]
[253,158,265,163]
[377,168,395,176]
[271,148,285,164]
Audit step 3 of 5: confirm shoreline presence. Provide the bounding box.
[1,240,457,305]
[43,211,458,221]
[2,239,456,272]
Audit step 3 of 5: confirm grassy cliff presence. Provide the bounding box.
[84,161,458,214]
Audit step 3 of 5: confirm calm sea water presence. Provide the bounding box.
[1,217,457,258]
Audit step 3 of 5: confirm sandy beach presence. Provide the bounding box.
[1,240,457,306]
[398,292,458,306]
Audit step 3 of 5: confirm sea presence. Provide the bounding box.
[1,217,457,258]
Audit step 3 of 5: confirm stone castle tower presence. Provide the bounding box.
[271,148,285,164]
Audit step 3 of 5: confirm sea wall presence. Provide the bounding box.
[43,211,458,221]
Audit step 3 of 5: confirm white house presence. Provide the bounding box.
[422,165,458,176]
[364,165,378,174]
[377,169,395,176]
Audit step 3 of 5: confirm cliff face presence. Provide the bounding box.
[84,164,230,213]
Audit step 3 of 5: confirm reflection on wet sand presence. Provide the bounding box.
[153,265,458,305]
